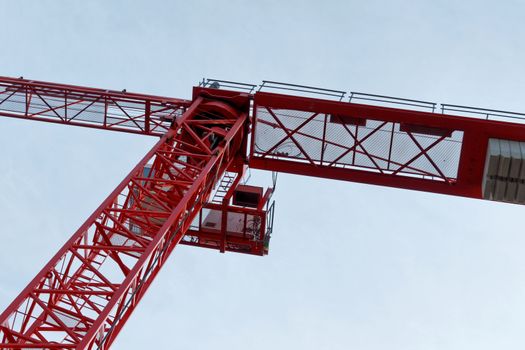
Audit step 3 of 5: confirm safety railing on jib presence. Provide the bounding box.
[198,78,525,125]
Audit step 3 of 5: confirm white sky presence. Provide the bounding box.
[1,1,525,349]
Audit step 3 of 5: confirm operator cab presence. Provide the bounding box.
[187,178,275,256]
[131,165,275,256]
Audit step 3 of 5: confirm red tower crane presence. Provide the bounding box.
[0,76,523,349]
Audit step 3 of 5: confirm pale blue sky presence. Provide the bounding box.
[1,1,525,349]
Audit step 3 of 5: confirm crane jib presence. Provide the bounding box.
[250,91,525,203]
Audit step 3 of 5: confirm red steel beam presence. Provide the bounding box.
[0,93,249,349]
[250,92,525,199]
[0,76,191,136]
[3,76,525,348]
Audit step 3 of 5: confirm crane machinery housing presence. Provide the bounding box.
[0,76,523,349]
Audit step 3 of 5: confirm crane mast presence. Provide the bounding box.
[0,83,258,348]
[0,76,524,348]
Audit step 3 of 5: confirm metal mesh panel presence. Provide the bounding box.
[0,83,183,134]
[254,107,463,181]
[67,100,106,123]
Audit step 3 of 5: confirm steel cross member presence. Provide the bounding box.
[0,94,248,349]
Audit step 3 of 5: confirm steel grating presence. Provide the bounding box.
[254,107,463,182]
[0,77,188,136]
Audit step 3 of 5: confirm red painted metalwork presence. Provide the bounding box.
[185,198,274,256]
[0,93,250,349]
[0,76,190,136]
[2,76,525,349]
[250,92,525,199]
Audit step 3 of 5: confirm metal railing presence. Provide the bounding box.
[199,78,257,94]
[258,81,346,101]
[349,92,437,113]
[441,104,525,123]
[265,200,275,240]
[198,77,525,124]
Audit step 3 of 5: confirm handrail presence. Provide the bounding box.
[441,103,525,123]
[199,78,257,94]
[259,80,346,101]
[198,77,525,124]
[349,91,437,112]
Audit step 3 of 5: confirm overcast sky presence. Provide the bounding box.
[1,1,525,349]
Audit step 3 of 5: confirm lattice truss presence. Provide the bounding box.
[254,106,464,182]
[0,77,189,136]
[0,98,246,349]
